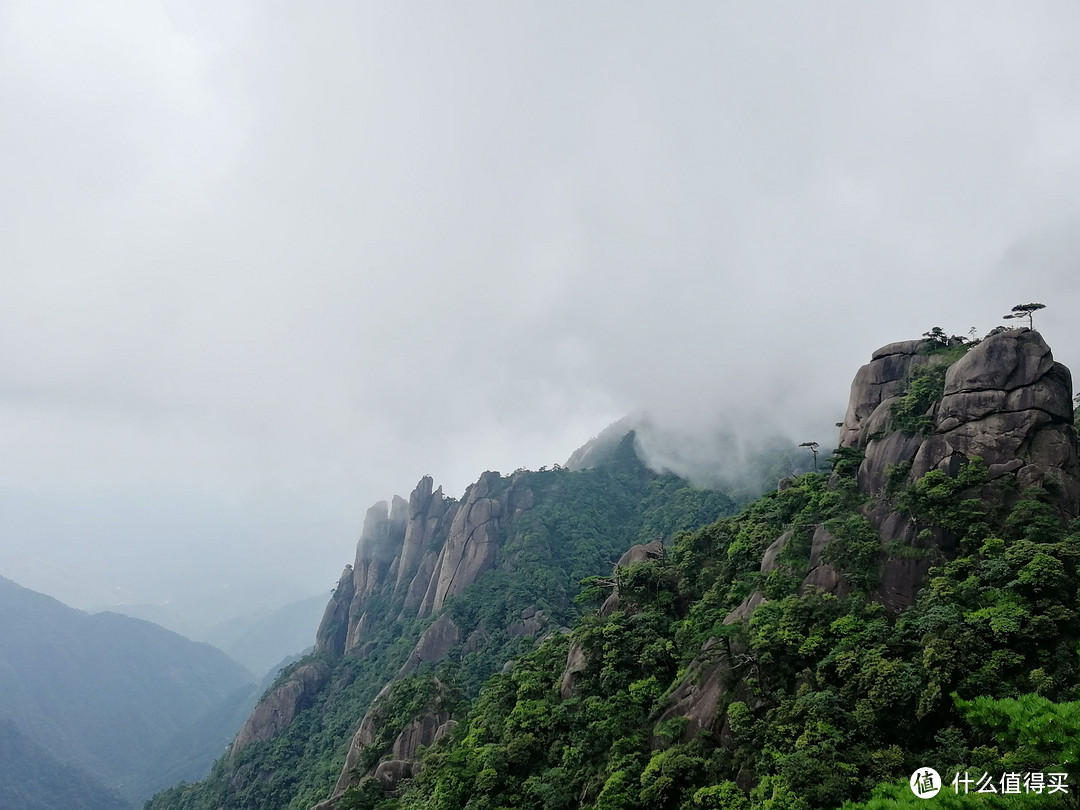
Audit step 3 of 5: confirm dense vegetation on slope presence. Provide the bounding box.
[148,436,744,810]
[344,450,1080,810]
[148,329,1080,810]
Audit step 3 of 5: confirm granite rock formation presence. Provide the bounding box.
[724,328,1079,621]
[233,469,549,808]
[314,472,536,659]
[232,662,330,755]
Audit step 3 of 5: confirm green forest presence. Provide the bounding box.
[149,331,1080,810]
[151,458,1080,809]
[147,436,750,810]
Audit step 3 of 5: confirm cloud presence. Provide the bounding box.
[4,1,1080,621]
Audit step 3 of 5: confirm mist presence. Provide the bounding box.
[4,1,1080,628]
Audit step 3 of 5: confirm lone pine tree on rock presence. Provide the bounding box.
[798,440,820,471]
[1002,302,1046,329]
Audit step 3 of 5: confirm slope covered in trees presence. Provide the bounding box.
[391,461,1080,809]
[148,435,746,810]
[150,327,1080,810]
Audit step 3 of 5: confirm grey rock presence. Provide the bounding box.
[872,339,927,360]
[801,526,848,597]
[417,472,506,619]
[830,328,1079,610]
[759,530,793,574]
[462,624,490,655]
[723,591,766,625]
[396,614,460,679]
[314,566,355,655]
[433,719,457,744]
[838,339,941,448]
[942,328,1052,394]
[390,712,451,761]
[374,759,413,790]
[655,658,728,742]
[617,540,664,566]
[599,591,621,617]
[560,640,587,699]
[231,661,330,755]
[507,609,547,638]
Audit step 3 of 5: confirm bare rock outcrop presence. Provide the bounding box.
[720,330,1078,626]
[312,472,539,659]
[559,540,666,698]
[659,329,1079,764]
[834,328,1079,609]
[837,338,942,448]
[395,614,460,679]
[231,662,330,755]
[245,470,540,766]
[802,526,849,597]
[652,638,761,748]
[374,759,413,790]
[325,682,453,806]
[722,530,794,624]
[507,605,548,638]
[560,640,588,699]
[842,329,1078,506]
[415,472,535,619]
[617,539,665,566]
[315,566,356,655]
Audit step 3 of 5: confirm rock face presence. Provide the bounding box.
[728,330,1079,623]
[842,330,1078,508]
[327,683,453,805]
[238,470,544,809]
[314,472,537,658]
[657,328,1079,758]
[231,662,330,755]
[835,329,1079,610]
[768,327,1080,613]
[837,338,944,449]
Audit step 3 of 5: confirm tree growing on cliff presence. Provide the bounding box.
[799,441,820,471]
[1003,302,1046,329]
[922,326,948,346]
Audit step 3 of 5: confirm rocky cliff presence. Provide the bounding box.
[719,328,1079,621]
[838,328,1079,609]
[196,328,1080,810]
[644,327,1080,762]
[185,433,736,810]
[230,472,539,762]
[312,470,536,661]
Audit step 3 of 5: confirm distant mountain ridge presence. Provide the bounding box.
[0,575,255,806]
[0,719,129,810]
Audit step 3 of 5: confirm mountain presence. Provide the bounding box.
[201,592,327,678]
[0,718,129,810]
[0,576,255,806]
[371,327,1080,810]
[147,434,739,809]
[148,326,1080,810]
[125,659,308,803]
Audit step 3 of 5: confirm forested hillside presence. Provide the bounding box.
[150,327,1080,810]
[148,435,747,810]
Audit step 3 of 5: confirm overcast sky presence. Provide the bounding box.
[4,1,1080,629]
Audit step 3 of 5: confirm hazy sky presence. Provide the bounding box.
[4,1,1080,629]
